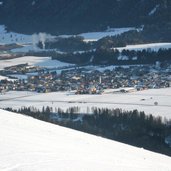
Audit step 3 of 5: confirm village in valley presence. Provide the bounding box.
[0,60,171,95]
[1,24,171,131]
[1,1,171,170]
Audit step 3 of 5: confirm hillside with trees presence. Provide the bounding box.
[29,47,171,65]
[5,106,171,157]
[0,0,171,35]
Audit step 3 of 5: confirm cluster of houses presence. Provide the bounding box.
[0,63,171,94]
[1,63,44,75]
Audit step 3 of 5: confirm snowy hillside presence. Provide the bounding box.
[78,27,135,42]
[0,25,32,44]
[114,43,171,52]
[1,0,171,35]
[0,109,171,171]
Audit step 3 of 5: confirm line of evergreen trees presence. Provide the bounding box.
[38,36,95,53]
[27,47,171,66]
[5,106,171,156]
[50,48,171,65]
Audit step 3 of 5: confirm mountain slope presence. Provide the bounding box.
[0,109,171,171]
[0,0,171,34]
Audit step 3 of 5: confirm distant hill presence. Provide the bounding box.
[0,0,171,35]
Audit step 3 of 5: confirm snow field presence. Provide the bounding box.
[0,56,73,70]
[1,88,171,120]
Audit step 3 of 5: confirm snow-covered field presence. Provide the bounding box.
[1,88,171,120]
[0,75,9,80]
[114,43,171,52]
[0,109,171,171]
[0,75,16,81]
[83,64,133,72]
[11,44,41,53]
[0,56,73,69]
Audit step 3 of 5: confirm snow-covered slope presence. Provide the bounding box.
[0,109,171,171]
[58,27,136,42]
[0,25,32,45]
[114,43,171,52]
[78,27,135,42]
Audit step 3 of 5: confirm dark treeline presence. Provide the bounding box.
[97,28,171,49]
[5,106,171,156]
[38,31,142,52]
[27,48,171,65]
[37,30,171,53]
[37,28,171,53]
[38,36,95,53]
[1,0,171,35]
[96,31,146,49]
[49,48,171,65]
[28,29,171,66]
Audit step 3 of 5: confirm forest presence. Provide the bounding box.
[1,0,171,35]
[47,48,171,65]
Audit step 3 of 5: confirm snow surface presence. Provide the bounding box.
[114,43,171,52]
[11,44,41,53]
[0,56,73,69]
[58,28,136,42]
[79,27,135,42]
[0,109,171,171]
[0,25,135,46]
[1,88,171,120]
[0,75,16,81]
[149,5,159,16]
[7,74,29,80]
[0,75,8,80]
[81,64,133,73]
[0,25,32,45]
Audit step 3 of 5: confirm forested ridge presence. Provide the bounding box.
[0,0,171,35]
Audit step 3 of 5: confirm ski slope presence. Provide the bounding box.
[0,109,171,171]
